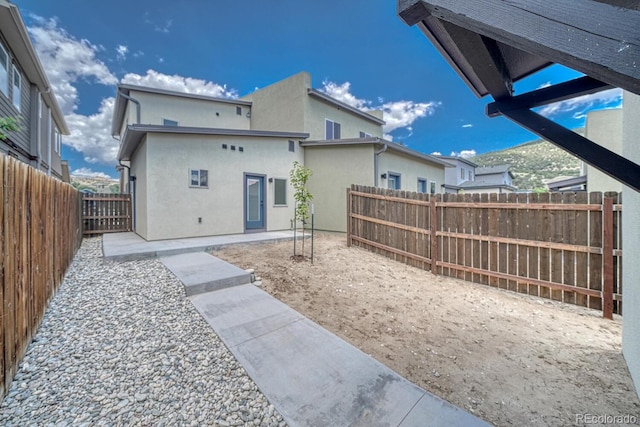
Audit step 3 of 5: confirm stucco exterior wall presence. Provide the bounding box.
[130,90,251,130]
[130,137,148,239]
[585,108,624,193]
[443,158,474,186]
[304,97,383,140]
[378,150,445,194]
[622,91,640,398]
[304,144,375,232]
[242,72,307,133]
[139,133,303,241]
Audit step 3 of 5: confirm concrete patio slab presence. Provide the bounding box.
[191,283,490,427]
[102,230,300,261]
[160,253,251,296]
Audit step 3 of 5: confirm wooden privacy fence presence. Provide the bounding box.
[347,185,622,319]
[82,193,132,235]
[1,155,82,398]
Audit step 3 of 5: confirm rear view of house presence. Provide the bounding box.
[113,71,449,240]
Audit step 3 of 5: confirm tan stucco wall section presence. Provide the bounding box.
[140,133,303,241]
[585,108,623,193]
[622,91,640,398]
[129,90,251,130]
[378,150,445,194]
[242,72,308,133]
[130,137,148,239]
[304,145,375,232]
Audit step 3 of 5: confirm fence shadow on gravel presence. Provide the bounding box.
[0,155,82,398]
[348,185,622,319]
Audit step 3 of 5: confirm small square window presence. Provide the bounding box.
[325,119,341,140]
[388,173,401,190]
[163,118,178,126]
[222,144,228,149]
[239,147,244,152]
[274,178,287,206]
[236,106,242,115]
[288,140,295,152]
[418,178,427,193]
[359,131,372,138]
[190,169,209,188]
[231,145,236,151]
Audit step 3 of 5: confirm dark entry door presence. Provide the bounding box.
[245,174,265,231]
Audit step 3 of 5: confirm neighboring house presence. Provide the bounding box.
[0,0,69,180]
[582,108,623,193]
[112,71,450,240]
[545,175,587,192]
[438,156,516,194]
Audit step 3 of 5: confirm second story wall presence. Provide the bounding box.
[128,90,251,130]
[304,96,383,141]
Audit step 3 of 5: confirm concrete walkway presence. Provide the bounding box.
[102,231,489,426]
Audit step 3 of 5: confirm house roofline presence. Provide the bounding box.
[0,1,69,134]
[434,155,478,168]
[301,137,455,168]
[307,89,386,125]
[111,84,253,136]
[117,124,309,161]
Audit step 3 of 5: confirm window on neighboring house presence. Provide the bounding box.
[359,131,372,138]
[0,43,7,97]
[468,170,472,181]
[460,168,465,180]
[274,178,287,206]
[388,172,401,190]
[163,118,178,126]
[325,119,341,140]
[236,106,242,115]
[54,129,61,154]
[418,178,427,193]
[430,181,437,195]
[189,169,208,188]
[12,65,21,111]
[288,140,295,152]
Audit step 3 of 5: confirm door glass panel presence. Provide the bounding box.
[247,178,260,221]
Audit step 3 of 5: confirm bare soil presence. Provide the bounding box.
[212,233,640,426]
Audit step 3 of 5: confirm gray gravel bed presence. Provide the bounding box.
[0,237,287,426]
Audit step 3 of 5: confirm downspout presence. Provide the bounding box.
[113,134,135,231]
[374,142,388,187]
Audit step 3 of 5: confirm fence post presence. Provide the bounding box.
[347,187,352,247]
[603,195,614,320]
[430,194,438,275]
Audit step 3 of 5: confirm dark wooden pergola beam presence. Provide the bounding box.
[493,107,640,192]
[486,76,614,117]
[398,0,640,96]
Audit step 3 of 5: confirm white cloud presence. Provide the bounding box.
[320,81,440,138]
[155,19,173,34]
[116,45,128,61]
[64,97,118,164]
[121,70,238,98]
[537,81,552,90]
[71,167,113,179]
[431,151,442,156]
[462,123,473,128]
[28,16,117,115]
[538,88,622,118]
[450,150,476,158]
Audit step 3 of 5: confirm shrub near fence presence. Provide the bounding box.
[0,155,82,398]
[347,185,622,319]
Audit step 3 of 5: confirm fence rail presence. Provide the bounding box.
[347,185,622,319]
[1,155,82,399]
[82,194,132,235]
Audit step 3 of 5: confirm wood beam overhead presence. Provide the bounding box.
[398,0,640,96]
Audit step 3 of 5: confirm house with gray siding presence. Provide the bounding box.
[0,0,68,179]
[112,71,450,240]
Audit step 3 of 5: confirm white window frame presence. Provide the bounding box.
[388,172,401,190]
[12,64,21,111]
[189,169,209,188]
[430,180,437,195]
[273,178,287,206]
[54,128,61,154]
[0,43,8,97]
[359,131,372,138]
[325,119,341,140]
[417,178,427,193]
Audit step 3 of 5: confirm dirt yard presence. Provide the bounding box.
[212,233,639,426]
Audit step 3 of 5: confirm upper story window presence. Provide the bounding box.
[236,106,242,115]
[288,140,295,152]
[468,170,472,181]
[163,118,178,126]
[190,169,208,188]
[0,43,8,97]
[54,129,61,154]
[460,168,465,180]
[325,119,341,140]
[359,131,372,138]
[12,65,21,111]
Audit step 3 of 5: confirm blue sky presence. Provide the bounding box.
[13,0,623,179]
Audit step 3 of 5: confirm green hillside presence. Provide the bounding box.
[470,135,582,191]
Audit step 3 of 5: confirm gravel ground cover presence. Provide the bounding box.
[0,237,286,427]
